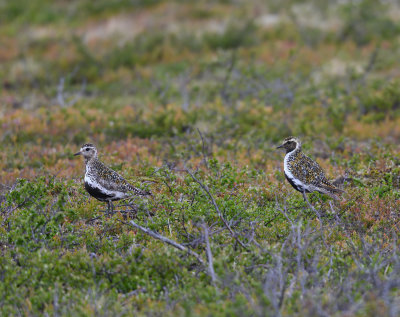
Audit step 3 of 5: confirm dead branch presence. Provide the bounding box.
[185,167,249,251]
[57,75,86,108]
[125,219,205,267]
[202,223,217,284]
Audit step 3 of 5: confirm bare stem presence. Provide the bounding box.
[202,223,217,284]
[186,167,249,251]
[302,192,321,219]
[126,219,205,266]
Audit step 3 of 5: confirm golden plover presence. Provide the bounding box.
[276,137,343,201]
[74,143,151,214]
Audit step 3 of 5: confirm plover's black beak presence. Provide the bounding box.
[74,151,82,156]
[276,145,284,149]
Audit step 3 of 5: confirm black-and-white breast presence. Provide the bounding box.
[277,136,344,200]
[84,181,116,201]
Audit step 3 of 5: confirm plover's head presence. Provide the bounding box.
[276,136,301,153]
[74,143,98,160]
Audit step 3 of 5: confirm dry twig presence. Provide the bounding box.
[124,219,205,266]
[202,223,217,284]
[185,167,249,251]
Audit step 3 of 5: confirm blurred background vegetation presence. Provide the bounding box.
[1,0,400,316]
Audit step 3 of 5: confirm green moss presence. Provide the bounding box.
[1,0,400,315]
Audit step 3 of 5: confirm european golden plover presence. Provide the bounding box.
[276,137,344,201]
[74,143,151,214]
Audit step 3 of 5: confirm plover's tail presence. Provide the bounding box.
[130,186,152,196]
[318,184,345,200]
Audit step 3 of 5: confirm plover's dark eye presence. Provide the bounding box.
[86,148,89,151]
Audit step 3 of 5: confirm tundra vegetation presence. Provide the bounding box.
[0,0,400,316]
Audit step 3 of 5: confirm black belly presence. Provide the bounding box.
[85,182,117,202]
[285,173,311,193]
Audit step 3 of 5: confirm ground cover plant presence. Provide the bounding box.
[1,0,400,315]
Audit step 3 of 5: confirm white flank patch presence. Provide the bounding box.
[283,144,312,192]
[84,174,128,200]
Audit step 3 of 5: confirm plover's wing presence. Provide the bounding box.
[319,178,345,194]
[97,162,151,196]
[290,154,326,185]
[302,155,344,194]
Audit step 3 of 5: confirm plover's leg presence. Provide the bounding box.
[302,190,321,219]
[107,200,114,216]
[116,201,138,219]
